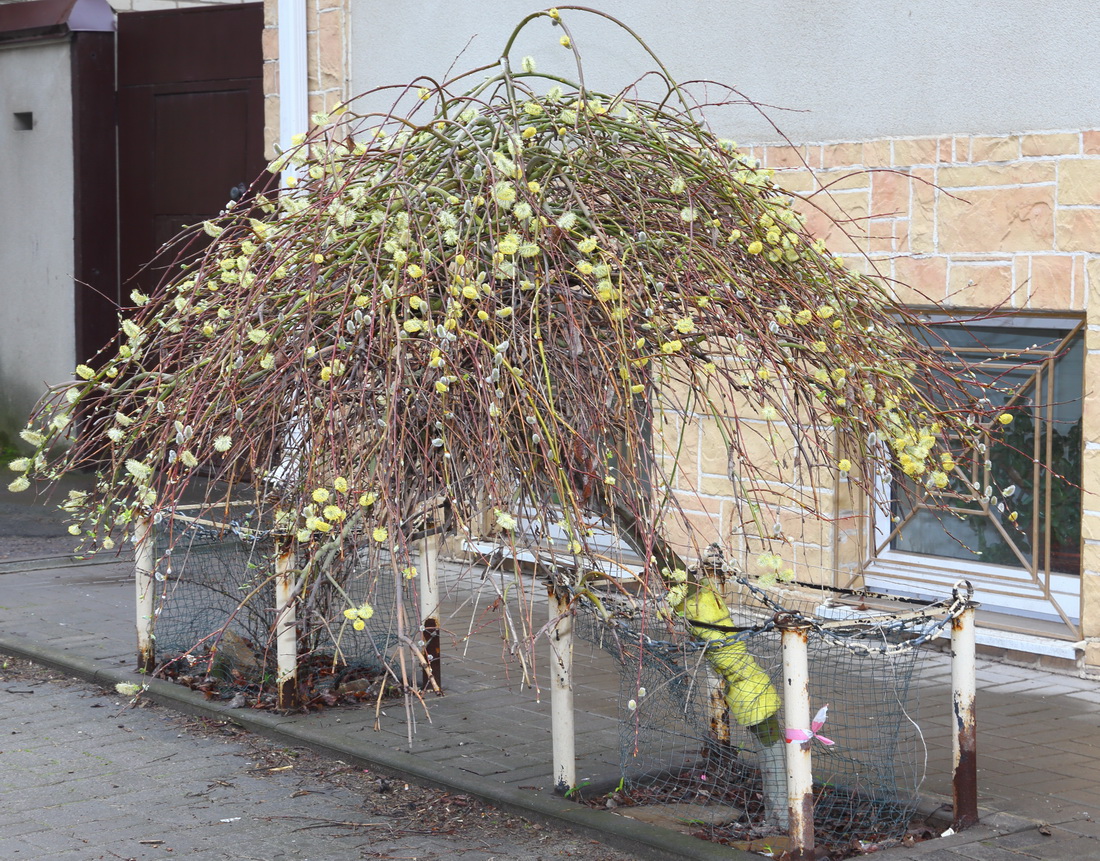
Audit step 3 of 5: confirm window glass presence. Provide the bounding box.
[889,322,1083,576]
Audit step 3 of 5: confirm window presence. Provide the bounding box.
[867,315,1084,633]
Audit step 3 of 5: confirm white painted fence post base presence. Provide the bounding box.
[274,537,299,710]
[780,617,815,855]
[134,516,156,674]
[951,593,978,828]
[419,527,442,691]
[548,583,576,794]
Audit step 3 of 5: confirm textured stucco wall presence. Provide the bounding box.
[348,1,1100,144]
[0,41,76,442]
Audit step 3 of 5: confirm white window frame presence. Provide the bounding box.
[863,314,1083,633]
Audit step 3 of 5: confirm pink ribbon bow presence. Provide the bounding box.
[784,704,835,746]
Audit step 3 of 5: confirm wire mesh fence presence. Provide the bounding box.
[140,509,966,849]
[151,518,276,673]
[149,512,400,704]
[574,576,958,851]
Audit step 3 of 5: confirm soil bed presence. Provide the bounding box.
[157,649,399,712]
[583,765,946,859]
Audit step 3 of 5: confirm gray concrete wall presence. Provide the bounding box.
[348,1,1100,143]
[0,41,76,442]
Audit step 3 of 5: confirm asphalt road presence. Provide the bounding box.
[0,658,633,861]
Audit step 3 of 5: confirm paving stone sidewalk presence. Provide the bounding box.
[3,485,1100,859]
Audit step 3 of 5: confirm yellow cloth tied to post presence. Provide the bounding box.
[672,585,780,728]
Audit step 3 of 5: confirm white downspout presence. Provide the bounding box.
[277,0,308,161]
[270,0,309,489]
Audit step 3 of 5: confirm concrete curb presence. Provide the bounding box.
[0,632,754,861]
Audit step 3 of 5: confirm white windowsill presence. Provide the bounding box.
[815,601,1080,659]
[934,626,1079,659]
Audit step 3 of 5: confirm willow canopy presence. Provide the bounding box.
[12,9,1001,632]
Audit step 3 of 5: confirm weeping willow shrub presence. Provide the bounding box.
[12,10,1003,692]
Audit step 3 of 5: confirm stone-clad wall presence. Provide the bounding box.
[756,131,1100,313]
[668,130,1100,655]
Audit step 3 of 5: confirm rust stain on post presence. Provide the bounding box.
[137,645,156,676]
[787,793,816,861]
[277,676,299,710]
[953,711,978,828]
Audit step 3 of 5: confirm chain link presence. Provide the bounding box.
[571,575,973,658]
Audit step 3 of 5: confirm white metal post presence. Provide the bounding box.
[951,600,978,828]
[274,538,299,709]
[419,527,442,690]
[134,516,156,674]
[548,583,576,794]
[781,619,815,853]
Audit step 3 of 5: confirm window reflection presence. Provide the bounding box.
[889,322,1083,576]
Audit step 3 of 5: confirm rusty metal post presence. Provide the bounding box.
[951,600,979,828]
[780,617,815,856]
[548,582,576,794]
[134,516,156,674]
[274,536,299,710]
[419,526,442,691]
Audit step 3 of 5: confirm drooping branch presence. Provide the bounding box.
[11,8,1009,647]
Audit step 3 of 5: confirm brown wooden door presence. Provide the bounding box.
[117,3,265,301]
